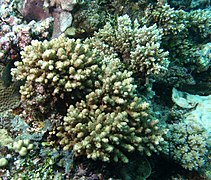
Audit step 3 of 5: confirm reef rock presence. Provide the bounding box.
[172,88,211,134]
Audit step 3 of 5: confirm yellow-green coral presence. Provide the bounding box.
[93,14,169,78]
[11,31,167,163]
[0,128,13,147]
[13,139,34,156]
[165,122,208,170]
[56,60,165,162]
[141,1,188,36]
[11,34,101,117]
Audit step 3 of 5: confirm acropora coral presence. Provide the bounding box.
[11,34,101,119]
[56,60,165,162]
[12,34,166,162]
[94,14,169,78]
[0,0,210,179]
[165,122,208,170]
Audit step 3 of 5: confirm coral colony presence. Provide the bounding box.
[0,0,210,179]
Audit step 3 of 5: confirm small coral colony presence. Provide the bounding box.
[0,0,210,179]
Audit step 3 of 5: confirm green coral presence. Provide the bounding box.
[165,122,208,170]
[13,139,34,156]
[141,1,189,36]
[188,9,211,39]
[93,14,169,79]
[57,60,165,162]
[0,128,13,147]
[141,1,211,67]
[0,157,8,168]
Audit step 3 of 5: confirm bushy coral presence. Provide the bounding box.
[0,0,210,178]
[141,1,188,36]
[188,9,211,39]
[11,34,101,118]
[94,14,169,79]
[11,32,167,163]
[56,60,165,162]
[165,122,208,170]
[141,1,211,66]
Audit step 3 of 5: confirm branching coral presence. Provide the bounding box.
[94,14,169,79]
[188,9,211,39]
[11,33,166,163]
[165,122,208,170]
[141,1,211,67]
[11,34,101,118]
[56,60,165,162]
[141,1,189,36]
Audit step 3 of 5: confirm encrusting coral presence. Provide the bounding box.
[0,66,20,112]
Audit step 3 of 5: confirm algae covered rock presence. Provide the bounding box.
[172,88,211,134]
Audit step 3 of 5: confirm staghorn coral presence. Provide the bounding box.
[94,14,169,81]
[56,60,165,163]
[11,34,101,119]
[165,122,208,170]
